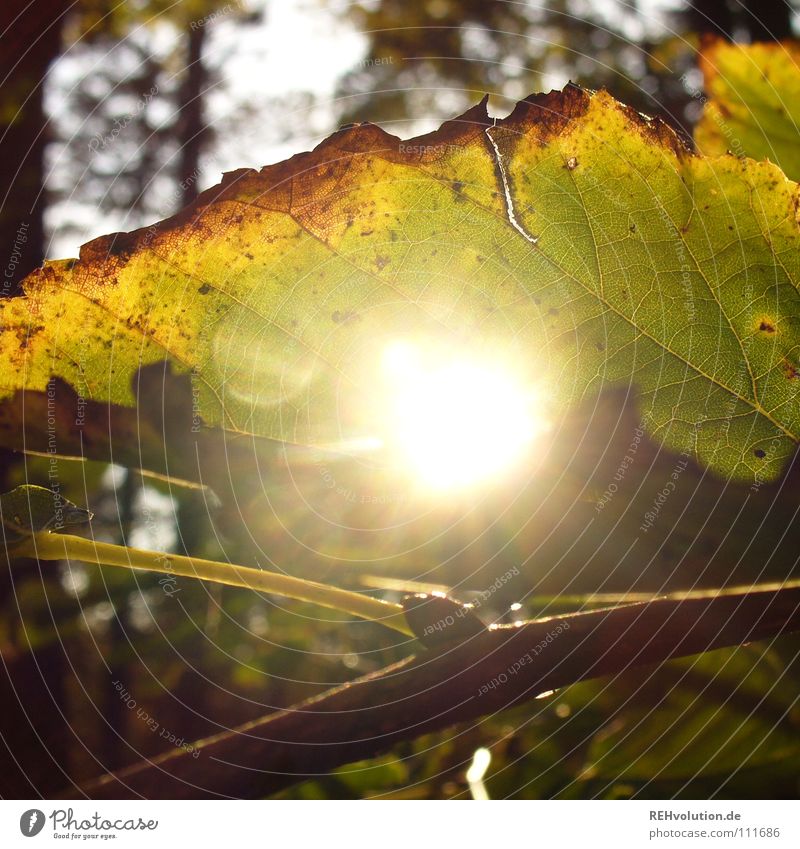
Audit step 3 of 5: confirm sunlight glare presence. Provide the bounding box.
[466,746,492,801]
[381,341,547,490]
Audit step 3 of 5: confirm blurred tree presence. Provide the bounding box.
[687,0,793,40]
[0,0,67,296]
[0,2,73,794]
[335,0,797,138]
[51,0,261,241]
[0,0,258,795]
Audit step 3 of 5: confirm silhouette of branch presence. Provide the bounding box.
[78,583,800,799]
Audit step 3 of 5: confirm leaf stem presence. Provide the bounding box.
[14,532,414,637]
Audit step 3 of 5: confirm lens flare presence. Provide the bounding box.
[379,341,547,490]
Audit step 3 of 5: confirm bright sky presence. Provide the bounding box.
[45,0,368,258]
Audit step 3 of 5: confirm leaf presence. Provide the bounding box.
[3,85,800,481]
[0,484,92,541]
[580,645,800,783]
[696,39,800,181]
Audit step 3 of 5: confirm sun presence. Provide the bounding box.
[378,340,548,491]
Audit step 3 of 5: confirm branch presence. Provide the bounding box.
[12,531,412,636]
[78,582,800,799]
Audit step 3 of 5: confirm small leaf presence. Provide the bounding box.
[0,484,92,541]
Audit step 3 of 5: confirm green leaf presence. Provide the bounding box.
[696,39,800,181]
[2,85,800,481]
[0,484,92,541]
[579,645,800,783]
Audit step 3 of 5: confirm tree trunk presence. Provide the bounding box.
[0,0,63,295]
[0,0,72,798]
[177,24,209,207]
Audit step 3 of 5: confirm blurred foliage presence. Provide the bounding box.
[336,0,693,136]
[696,38,800,180]
[335,0,795,139]
[64,0,246,39]
[278,641,800,799]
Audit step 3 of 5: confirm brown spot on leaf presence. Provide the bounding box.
[781,359,799,380]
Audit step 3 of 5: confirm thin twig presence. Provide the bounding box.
[13,532,412,636]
